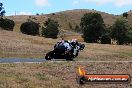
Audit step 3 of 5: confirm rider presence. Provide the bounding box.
[54,39,79,55]
[70,39,79,47]
[70,39,79,55]
[63,40,72,53]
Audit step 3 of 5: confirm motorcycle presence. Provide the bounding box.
[45,43,85,61]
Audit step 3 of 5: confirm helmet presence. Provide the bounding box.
[71,39,77,42]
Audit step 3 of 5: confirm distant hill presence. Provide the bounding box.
[6,9,132,33]
[46,9,117,30]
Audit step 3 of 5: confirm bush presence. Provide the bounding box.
[123,12,128,18]
[125,35,132,44]
[101,35,111,44]
[20,21,39,36]
[0,18,15,31]
[41,18,59,39]
[111,17,130,45]
[80,13,105,43]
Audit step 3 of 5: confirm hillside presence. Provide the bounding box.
[6,9,118,33]
[0,28,132,60]
[47,9,117,30]
[0,28,58,58]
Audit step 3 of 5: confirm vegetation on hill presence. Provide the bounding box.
[79,12,132,45]
[47,9,117,31]
[20,21,39,36]
[0,3,15,31]
[0,7,131,45]
[80,13,105,43]
[0,18,15,31]
[111,17,131,45]
[41,18,59,39]
[123,12,128,18]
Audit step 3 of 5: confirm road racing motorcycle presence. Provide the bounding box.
[45,43,85,61]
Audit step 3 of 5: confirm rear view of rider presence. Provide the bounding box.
[70,39,79,47]
[63,40,72,53]
[54,39,79,55]
[54,38,65,53]
[70,39,79,56]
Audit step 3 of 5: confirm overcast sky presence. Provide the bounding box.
[1,0,132,16]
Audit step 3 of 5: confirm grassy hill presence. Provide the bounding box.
[6,9,132,36]
[0,9,132,88]
[47,9,117,30]
[0,28,58,58]
[1,9,132,59]
[6,9,118,33]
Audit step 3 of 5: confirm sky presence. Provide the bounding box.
[1,0,132,16]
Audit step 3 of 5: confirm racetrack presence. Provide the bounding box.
[0,58,132,63]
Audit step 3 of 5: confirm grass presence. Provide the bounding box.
[0,29,132,61]
[35,73,49,81]
[0,9,131,88]
[0,62,132,88]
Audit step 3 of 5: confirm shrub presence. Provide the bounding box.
[41,18,59,39]
[123,12,128,18]
[80,13,105,43]
[0,18,15,31]
[101,35,111,44]
[111,17,130,45]
[20,21,39,36]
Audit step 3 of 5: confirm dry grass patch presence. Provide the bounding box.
[0,29,131,60]
[77,43,132,61]
[0,62,132,88]
[0,29,58,58]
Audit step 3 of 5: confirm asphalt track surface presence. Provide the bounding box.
[0,58,131,63]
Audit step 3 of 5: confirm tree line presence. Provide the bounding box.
[80,12,132,45]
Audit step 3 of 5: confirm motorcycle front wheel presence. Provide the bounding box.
[45,51,53,60]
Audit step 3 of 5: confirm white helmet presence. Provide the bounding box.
[71,39,77,42]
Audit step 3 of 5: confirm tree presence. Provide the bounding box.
[36,13,39,16]
[0,3,6,18]
[126,26,132,44]
[0,3,15,31]
[0,18,15,31]
[41,18,59,39]
[80,13,105,43]
[20,21,39,36]
[101,35,111,44]
[123,12,128,18]
[111,17,130,45]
